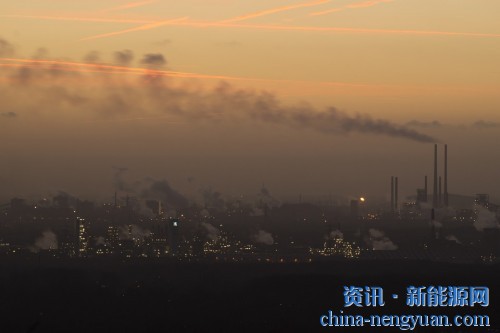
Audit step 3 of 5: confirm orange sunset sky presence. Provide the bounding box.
[1,0,499,202]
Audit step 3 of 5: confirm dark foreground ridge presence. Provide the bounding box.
[0,259,498,333]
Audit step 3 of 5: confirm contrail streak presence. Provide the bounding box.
[83,116,185,124]
[1,14,151,24]
[83,0,331,40]
[311,0,394,16]
[101,0,156,13]
[3,58,497,96]
[6,15,500,39]
[81,17,189,41]
[0,57,389,88]
[0,63,142,77]
[178,21,500,38]
[0,58,236,80]
[220,0,331,23]
[348,0,393,9]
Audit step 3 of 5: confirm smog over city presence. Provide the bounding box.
[0,1,499,332]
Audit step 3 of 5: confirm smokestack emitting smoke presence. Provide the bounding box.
[444,144,449,207]
[433,144,438,208]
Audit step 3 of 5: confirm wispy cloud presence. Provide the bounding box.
[220,0,331,23]
[311,0,394,16]
[81,17,189,41]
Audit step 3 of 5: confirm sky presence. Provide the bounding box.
[0,0,499,203]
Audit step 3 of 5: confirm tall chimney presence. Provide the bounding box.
[439,176,442,206]
[395,177,399,211]
[424,175,428,202]
[444,144,449,207]
[391,176,394,213]
[433,144,438,208]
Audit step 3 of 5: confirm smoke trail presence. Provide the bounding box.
[140,53,167,68]
[0,45,437,143]
[474,206,499,231]
[95,236,106,246]
[328,229,344,239]
[0,111,17,118]
[142,180,189,209]
[114,50,134,66]
[445,235,461,244]
[201,188,225,210]
[262,106,436,142]
[367,228,397,250]
[119,225,151,241]
[472,120,500,129]
[0,38,15,57]
[253,230,274,245]
[33,230,59,251]
[201,222,220,241]
[112,166,129,192]
[203,84,435,142]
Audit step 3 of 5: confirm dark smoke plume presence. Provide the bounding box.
[1,111,17,118]
[0,40,437,143]
[285,107,436,143]
[142,180,189,209]
[83,51,101,63]
[406,120,443,129]
[472,120,500,129]
[0,38,15,56]
[140,53,167,67]
[114,50,134,66]
[112,166,129,192]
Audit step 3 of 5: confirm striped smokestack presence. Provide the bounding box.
[444,144,449,207]
[433,144,438,208]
